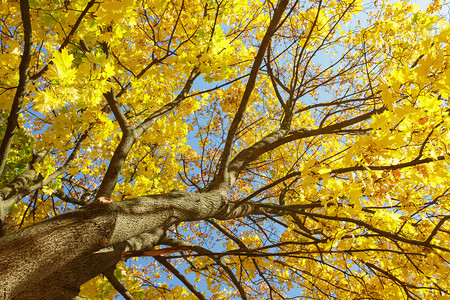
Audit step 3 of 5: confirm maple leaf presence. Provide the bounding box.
[1,0,450,299]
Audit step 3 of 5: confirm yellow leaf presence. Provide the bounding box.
[52,48,73,71]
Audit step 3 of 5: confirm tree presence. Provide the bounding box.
[0,0,449,298]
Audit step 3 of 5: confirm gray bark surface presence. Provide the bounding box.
[0,191,227,299]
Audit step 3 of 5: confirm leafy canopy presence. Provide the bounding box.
[1,0,450,299]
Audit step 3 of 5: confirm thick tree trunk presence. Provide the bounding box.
[0,190,227,299]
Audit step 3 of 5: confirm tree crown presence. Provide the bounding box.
[1,0,450,299]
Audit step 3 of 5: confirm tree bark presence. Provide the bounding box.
[0,190,227,299]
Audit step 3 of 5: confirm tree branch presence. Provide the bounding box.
[0,130,89,225]
[105,88,132,134]
[0,0,33,176]
[216,199,450,255]
[155,256,207,300]
[425,215,450,244]
[135,67,200,136]
[289,210,450,253]
[53,190,87,206]
[227,106,386,179]
[234,153,445,207]
[208,218,249,251]
[96,67,200,199]
[103,266,135,300]
[189,245,249,300]
[30,0,96,80]
[212,0,290,190]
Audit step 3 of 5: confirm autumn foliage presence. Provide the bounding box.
[1,0,450,299]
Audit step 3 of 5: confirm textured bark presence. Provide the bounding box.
[0,190,227,299]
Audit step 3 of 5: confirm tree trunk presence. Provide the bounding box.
[0,190,227,299]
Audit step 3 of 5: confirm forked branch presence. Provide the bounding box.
[212,0,291,190]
